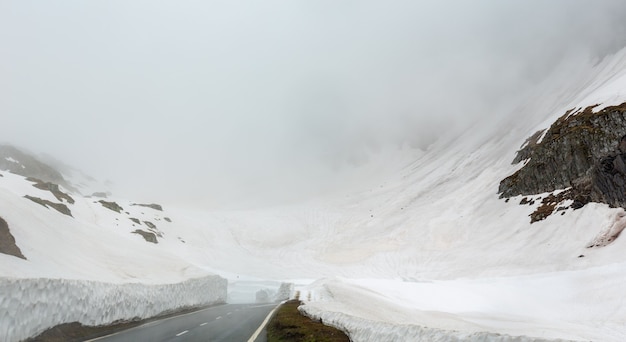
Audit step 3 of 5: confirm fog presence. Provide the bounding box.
[3,1,626,207]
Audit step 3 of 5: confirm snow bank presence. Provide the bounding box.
[300,306,570,342]
[0,275,227,342]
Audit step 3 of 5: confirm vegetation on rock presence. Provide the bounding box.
[500,102,626,226]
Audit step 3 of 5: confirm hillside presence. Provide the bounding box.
[0,151,227,342]
[4,31,626,342]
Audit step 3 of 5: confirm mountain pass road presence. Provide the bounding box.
[87,303,279,342]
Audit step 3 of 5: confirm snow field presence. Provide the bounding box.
[3,46,626,342]
[0,275,227,342]
[300,305,567,342]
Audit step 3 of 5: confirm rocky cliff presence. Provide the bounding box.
[499,102,626,216]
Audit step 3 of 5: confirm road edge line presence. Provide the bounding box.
[247,302,282,342]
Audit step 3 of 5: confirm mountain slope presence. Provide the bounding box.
[159,47,626,341]
[0,157,227,342]
[4,45,626,342]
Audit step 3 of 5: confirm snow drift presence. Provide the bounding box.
[0,165,228,341]
[0,276,227,342]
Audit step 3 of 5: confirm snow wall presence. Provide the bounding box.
[0,275,227,342]
[299,305,573,342]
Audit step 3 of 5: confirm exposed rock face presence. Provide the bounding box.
[0,217,26,260]
[27,178,75,204]
[24,195,73,217]
[131,203,163,211]
[98,200,123,213]
[586,145,626,207]
[0,145,70,190]
[500,103,626,208]
[132,229,158,243]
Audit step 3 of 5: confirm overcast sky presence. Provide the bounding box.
[3,1,626,207]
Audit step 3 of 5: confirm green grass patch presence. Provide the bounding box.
[267,300,350,342]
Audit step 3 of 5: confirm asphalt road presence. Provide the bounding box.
[88,303,278,342]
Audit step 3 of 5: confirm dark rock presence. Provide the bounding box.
[91,192,108,198]
[27,178,75,204]
[131,203,163,211]
[143,221,156,229]
[0,145,74,191]
[512,129,546,164]
[164,217,172,222]
[578,254,585,258]
[129,217,140,225]
[24,195,73,217]
[500,104,626,198]
[131,230,158,244]
[99,200,123,213]
[0,217,26,259]
[501,102,626,216]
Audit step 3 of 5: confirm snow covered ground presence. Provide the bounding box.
[0,170,227,341]
[4,42,626,342]
[158,47,626,341]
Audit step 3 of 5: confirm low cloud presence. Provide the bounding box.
[2,0,626,206]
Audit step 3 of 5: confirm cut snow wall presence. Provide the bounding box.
[299,305,574,342]
[0,275,227,342]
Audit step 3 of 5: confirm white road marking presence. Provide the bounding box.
[247,304,280,342]
[85,305,228,341]
[176,330,188,337]
[227,312,232,315]
[200,322,208,326]
[216,316,222,320]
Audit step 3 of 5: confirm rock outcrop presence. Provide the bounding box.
[27,178,75,204]
[500,102,626,223]
[131,203,163,211]
[0,217,26,260]
[98,200,123,213]
[24,195,73,217]
[132,230,158,244]
[0,145,70,190]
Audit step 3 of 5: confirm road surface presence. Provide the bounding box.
[88,303,278,342]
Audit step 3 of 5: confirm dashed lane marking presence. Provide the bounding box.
[176,330,188,337]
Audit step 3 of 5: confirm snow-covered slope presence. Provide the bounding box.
[152,48,626,341]
[0,169,227,341]
[4,45,626,342]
